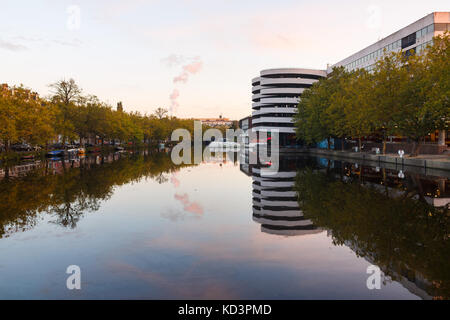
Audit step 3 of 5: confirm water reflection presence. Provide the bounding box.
[0,151,193,238]
[293,158,450,300]
[0,150,449,299]
[248,158,322,236]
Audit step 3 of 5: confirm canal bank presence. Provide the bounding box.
[280,148,450,173]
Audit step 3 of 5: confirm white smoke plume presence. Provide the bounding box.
[173,60,203,84]
[165,56,203,114]
[170,88,180,113]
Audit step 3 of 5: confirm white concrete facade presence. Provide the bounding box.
[251,68,326,137]
[329,12,450,73]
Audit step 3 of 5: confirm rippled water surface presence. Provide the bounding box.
[0,151,448,299]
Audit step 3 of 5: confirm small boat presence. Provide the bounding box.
[67,148,78,154]
[21,155,35,160]
[47,150,64,157]
[78,148,86,155]
[115,146,125,152]
[88,147,101,153]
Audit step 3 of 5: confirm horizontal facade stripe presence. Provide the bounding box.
[260,68,327,78]
[252,117,294,124]
[260,88,306,95]
[252,127,296,133]
[252,108,297,116]
[260,78,318,86]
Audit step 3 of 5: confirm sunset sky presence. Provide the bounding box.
[1,0,448,119]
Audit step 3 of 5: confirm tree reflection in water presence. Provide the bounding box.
[295,160,449,299]
[0,151,193,237]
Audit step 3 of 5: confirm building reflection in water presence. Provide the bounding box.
[241,152,322,237]
[241,153,449,299]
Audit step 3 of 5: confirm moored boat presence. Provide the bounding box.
[21,155,35,160]
[46,150,64,157]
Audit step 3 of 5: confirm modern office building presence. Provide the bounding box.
[329,12,450,74]
[250,12,449,149]
[251,68,327,147]
[328,12,450,146]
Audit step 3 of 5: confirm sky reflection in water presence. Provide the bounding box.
[0,152,448,299]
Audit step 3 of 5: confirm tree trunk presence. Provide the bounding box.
[358,138,362,152]
[410,138,422,157]
[327,137,331,150]
[341,136,345,151]
[382,139,387,155]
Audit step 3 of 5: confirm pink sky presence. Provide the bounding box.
[0,0,448,119]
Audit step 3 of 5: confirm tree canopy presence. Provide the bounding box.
[294,32,449,155]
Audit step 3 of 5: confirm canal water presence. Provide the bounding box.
[0,151,448,299]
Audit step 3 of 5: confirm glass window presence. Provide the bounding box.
[428,24,434,34]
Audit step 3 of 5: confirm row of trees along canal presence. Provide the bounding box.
[0,79,218,154]
[294,33,449,156]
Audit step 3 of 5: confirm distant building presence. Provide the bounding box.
[1,83,39,101]
[196,116,234,127]
[239,116,252,144]
[239,116,252,131]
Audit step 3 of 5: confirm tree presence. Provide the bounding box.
[49,79,82,106]
[49,79,84,144]
[370,52,407,154]
[0,92,17,152]
[339,69,374,151]
[154,107,169,120]
[295,67,350,149]
[423,32,450,148]
[393,33,449,156]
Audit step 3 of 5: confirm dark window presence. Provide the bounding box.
[401,33,416,49]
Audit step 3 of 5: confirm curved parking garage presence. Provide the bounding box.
[251,68,326,147]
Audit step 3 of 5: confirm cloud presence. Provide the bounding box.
[8,35,82,48]
[51,38,83,47]
[161,54,185,67]
[0,39,27,52]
